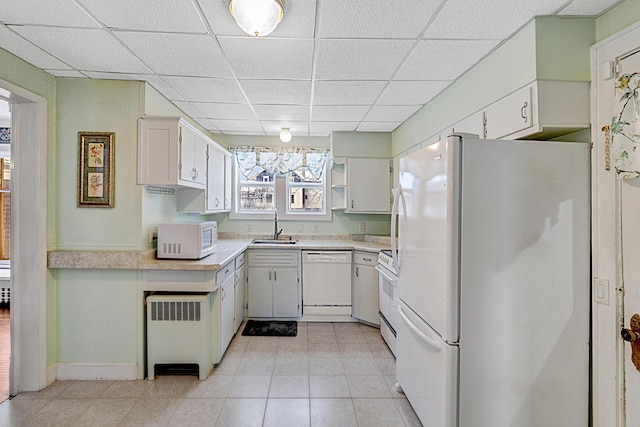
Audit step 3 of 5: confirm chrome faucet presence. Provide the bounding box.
[273,209,283,240]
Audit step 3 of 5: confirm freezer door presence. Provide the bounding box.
[397,137,460,342]
[397,301,458,427]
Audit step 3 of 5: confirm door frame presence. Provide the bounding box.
[0,78,49,395]
[590,20,640,427]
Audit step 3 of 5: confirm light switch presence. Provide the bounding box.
[594,278,610,306]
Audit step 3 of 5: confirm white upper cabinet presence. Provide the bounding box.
[138,116,207,189]
[483,80,590,140]
[346,157,391,214]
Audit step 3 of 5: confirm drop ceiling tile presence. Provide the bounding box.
[377,80,451,105]
[396,39,500,81]
[239,80,312,105]
[313,81,387,105]
[194,118,220,132]
[218,37,314,79]
[11,26,150,73]
[311,105,370,122]
[423,0,568,39]
[172,101,206,119]
[211,119,264,133]
[45,70,87,77]
[357,122,402,132]
[161,76,246,103]
[192,102,256,120]
[201,0,317,38]
[0,25,73,70]
[145,76,186,102]
[310,122,359,134]
[315,39,414,80]
[253,105,310,121]
[318,0,441,38]
[261,121,309,136]
[115,32,231,78]
[79,0,207,33]
[558,0,623,15]
[364,105,422,122]
[83,71,151,81]
[0,0,99,27]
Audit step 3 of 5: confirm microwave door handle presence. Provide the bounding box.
[398,305,442,352]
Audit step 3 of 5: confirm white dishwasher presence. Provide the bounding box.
[302,251,353,321]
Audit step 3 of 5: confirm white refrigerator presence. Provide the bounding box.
[393,134,590,427]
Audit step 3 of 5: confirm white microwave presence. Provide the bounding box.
[156,221,217,259]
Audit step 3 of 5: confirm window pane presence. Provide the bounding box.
[288,187,324,212]
[243,169,274,183]
[240,186,274,211]
[289,167,321,184]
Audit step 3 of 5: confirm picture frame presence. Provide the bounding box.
[77,131,115,208]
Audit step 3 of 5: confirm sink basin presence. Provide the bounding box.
[251,239,298,245]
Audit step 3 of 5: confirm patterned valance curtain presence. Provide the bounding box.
[611,72,640,179]
[230,147,329,180]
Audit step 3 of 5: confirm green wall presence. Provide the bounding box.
[596,0,640,42]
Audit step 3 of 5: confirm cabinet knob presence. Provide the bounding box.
[351,200,354,209]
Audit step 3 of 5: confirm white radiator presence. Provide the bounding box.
[146,294,211,380]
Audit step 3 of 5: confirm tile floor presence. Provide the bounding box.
[0,321,421,426]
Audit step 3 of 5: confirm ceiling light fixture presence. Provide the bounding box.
[279,127,292,143]
[229,0,285,37]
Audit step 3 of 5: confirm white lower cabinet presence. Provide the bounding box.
[234,252,246,332]
[211,262,234,364]
[352,251,380,325]
[247,250,301,318]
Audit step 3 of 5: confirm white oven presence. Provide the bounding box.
[376,250,398,356]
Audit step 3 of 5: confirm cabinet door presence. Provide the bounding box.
[179,125,207,186]
[234,264,246,332]
[137,117,180,186]
[224,154,232,210]
[207,146,226,212]
[248,267,273,317]
[220,275,235,352]
[347,158,391,213]
[272,267,300,318]
[352,264,380,325]
[484,86,532,140]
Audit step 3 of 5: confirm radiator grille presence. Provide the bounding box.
[150,300,201,321]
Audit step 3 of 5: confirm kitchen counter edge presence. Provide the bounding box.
[47,239,390,271]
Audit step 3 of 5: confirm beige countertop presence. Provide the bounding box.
[47,236,391,271]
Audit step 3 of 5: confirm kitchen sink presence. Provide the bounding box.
[251,239,298,244]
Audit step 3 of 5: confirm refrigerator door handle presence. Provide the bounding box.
[398,305,442,352]
[391,185,406,272]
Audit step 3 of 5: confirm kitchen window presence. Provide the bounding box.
[230,147,331,221]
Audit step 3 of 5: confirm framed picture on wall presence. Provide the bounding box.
[77,131,114,208]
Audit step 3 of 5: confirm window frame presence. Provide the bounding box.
[229,153,332,222]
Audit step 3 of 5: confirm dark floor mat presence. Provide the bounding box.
[241,320,297,337]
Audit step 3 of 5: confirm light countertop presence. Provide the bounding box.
[47,236,391,271]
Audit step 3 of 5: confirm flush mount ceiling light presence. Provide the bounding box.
[279,127,292,143]
[229,0,285,37]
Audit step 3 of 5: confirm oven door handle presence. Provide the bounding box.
[375,265,398,283]
[398,305,442,352]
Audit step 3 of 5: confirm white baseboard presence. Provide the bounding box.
[55,363,137,380]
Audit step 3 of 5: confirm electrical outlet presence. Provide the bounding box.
[297,224,304,233]
[246,222,252,232]
[359,222,366,233]
[313,223,319,233]
[149,227,157,243]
